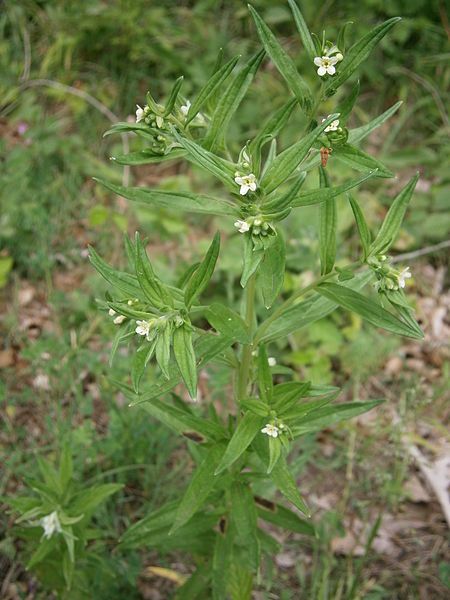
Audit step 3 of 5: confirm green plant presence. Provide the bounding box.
[4,446,123,597]
[88,2,423,597]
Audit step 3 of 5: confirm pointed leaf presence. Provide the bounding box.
[215,412,265,475]
[258,232,286,308]
[319,166,337,275]
[206,303,251,343]
[287,0,316,60]
[333,144,394,178]
[173,325,197,398]
[348,194,372,259]
[184,232,220,308]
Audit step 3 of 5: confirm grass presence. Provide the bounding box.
[0,0,449,597]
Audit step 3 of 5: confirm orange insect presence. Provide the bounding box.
[320,146,333,167]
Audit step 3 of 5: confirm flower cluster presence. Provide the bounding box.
[368,255,412,292]
[40,511,62,539]
[136,104,165,129]
[234,215,275,237]
[135,314,184,342]
[314,43,344,77]
[109,308,126,325]
[261,421,286,438]
[234,172,257,196]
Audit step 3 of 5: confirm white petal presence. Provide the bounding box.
[249,182,257,191]
[317,66,327,77]
[314,56,323,66]
[329,56,339,65]
[240,185,249,196]
[327,65,336,75]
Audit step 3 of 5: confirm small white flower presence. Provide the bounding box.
[113,315,126,325]
[234,219,250,233]
[268,357,277,367]
[322,116,340,132]
[335,52,344,62]
[135,320,152,338]
[313,55,339,77]
[234,173,257,196]
[398,267,412,289]
[261,423,280,438]
[108,308,116,317]
[136,105,145,123]
[180,100,191,116]
[40,511,62,539]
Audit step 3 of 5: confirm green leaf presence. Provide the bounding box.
[173,325,197,398]
[267,436,282,473]
[111,149,186,165]
[291,171,376,208]
[95,177,235,217]
[212,522,234,600]
[215,412,266,475]
[270,455,310,515]
[338,79,360,122]
[332,144,394,178]
[155,325,172,379]
[249,6,312,112]
[261,113,339,194]
[291,400,383,435]
[348,194,372,259]
[184,232,220,308]
[27,537,58,569]
[59,445,73,493]
[370,173,419,255]
[186,55,240,125]
[173,133,236,188]
[263,171,306,212]
[134,232,173,308]
[231,483,260,569]
[240,235,264,288]
[256,500,315,535]
[164,76,184,115]
[88,246,142,298]
[348,101,403,144]
[103,121,154,137]
[171,444,226,533]
[70,484,123,513]
[316,282,424,338]
[249,98,297,156]
[319,166,337,275]
[256,271,373,343]
[258,345,273,404]
[205,303,251,343]
[272,381,312,414]
[287,0,316,60]
[258,232,286,309]
[324,17,402,94]
[204,50,265,151]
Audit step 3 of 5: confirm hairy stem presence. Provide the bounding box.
[236,273,257,402]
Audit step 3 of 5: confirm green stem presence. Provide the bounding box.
[236,273,257,402]
[255,262,361,343]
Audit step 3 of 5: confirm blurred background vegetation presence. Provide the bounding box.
[1,1,449,598]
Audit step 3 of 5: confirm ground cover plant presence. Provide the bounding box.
[1,1,449,599]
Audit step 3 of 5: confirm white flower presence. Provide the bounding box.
[261,423,280,438]
[40,511,62,539]
[135,320,153,338]
[398,267,412,289]
[313,55,339,77]
[234,219,250,233]
[234,173,257,196]
[113,315,126,325]
[180,100,191,117]
[268,357,277,367]
[322,116,340,132]
[136,105,145,123]
[109,308,116,317]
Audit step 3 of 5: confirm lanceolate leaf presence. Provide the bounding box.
[319,166,337,275]
[249,98,297,155]
[205,303,251,343]
[338,79,360,122]
[287,0,316,60]
[171,443,226,533]
[258,345,273,404]
[88,246,143,298]
[332,144,394,178]
[316,282,424,338]
[290,400,383,435]
[261,113,339,194]
[173,325,198,398]
[348,101,403,144]
[112,149,186,165]
[348,194,372,259]
[164,76,184,115]
[270,456,310,516]
[258,233,286,308]
[95,177,236,216]
[257,271,373,343]
[186,55,240,125]
[370,173,419,256]
[204,50,265,151]
[249,6,312,112]
[256,500,315,535]
[231,483,260,569]
[215,412,266,475]
[184,232,220,308]
[135,232,173,308]
[290,171,376,207]
[324,17,402,94]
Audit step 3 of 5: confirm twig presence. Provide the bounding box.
[391,240,450,263]
[20,79,130,187]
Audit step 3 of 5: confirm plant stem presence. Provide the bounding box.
[236,273,257,402]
